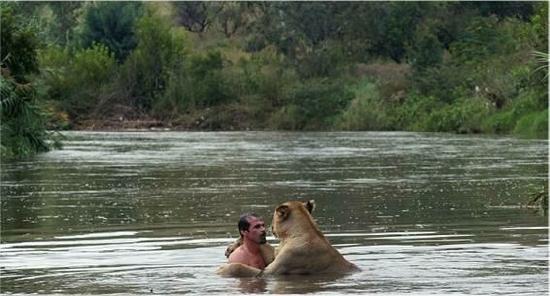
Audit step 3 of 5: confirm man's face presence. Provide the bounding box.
[243,216,267,244]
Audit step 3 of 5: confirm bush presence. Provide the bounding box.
[481,89,544,135]
[513,109,548,138]
[420,97,490,133]
[228,46,298,110]
[268,104,304,130]
[281,78,354,130]
[119,14,187,111]
[392,93,443,130]
[39,44,117,119]
[482,111,515,134]
[295,41,347,79]
[335,79,391,130]
[410,64,467,103]
[1,5,59,159]
[0,5,40,81]
[1,75,52,159]
[187,51,231,107]
[77,2,143,62]
[153,50,233,118]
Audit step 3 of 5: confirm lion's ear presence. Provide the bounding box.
[303,200,315,214]
[276,205,290,221]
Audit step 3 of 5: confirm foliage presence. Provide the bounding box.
[482,90,547,135]
[513,110,548,139]
[1,4,59,159]
[6,1,547,139]
[172,2,226,33]
[1,75,53,159]
[118,13,187,111]
[275,78,354,130]
[77,2,143,62]
[235,46,298,108]
[407,25,444,70]
[335,79,391,131]
[419,97,490,134]
[39,44,117,120]
[154,50,230,117]
[1,5,40,82]
[46,2,84,45]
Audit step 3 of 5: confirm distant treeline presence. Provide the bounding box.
[1,2,548,158]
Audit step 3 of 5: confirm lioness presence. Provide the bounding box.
[217,200,359,277]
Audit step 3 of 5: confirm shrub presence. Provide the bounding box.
[1,75,51,158]
[420,97,490,133]
[335,79,391,131]
[392,93,443,131]
[282,78,354,129]
[482,89,545,135]
[187,51,231,107]
[513,109,548,138]
[77,2,143,62]
[119,14,187,111]
[482,111,515,134]
[1,5,59,159]
[39,44,117,119]
[0,5,40,81]
[233,46,298,109]
[153,50,233,118]
[268,104,304,130]
[296,41,347,79]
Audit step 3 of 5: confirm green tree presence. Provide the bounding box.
[284,79,354,129]
[1,6,40,82]
[1,4,58,159]
[46,1,83,46]
[172,2,223,33]
[39,44,117,120]
[78,2,143,62]
[119,13,187,111]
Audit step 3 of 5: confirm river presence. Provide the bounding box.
[1,131,548,295]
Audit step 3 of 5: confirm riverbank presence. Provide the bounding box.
[65,103,265,131]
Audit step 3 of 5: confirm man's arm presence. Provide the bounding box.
[216,263,262,277]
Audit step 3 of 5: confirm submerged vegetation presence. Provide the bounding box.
[0,2,548,158]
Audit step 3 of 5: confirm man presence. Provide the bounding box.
[227,213,269,269]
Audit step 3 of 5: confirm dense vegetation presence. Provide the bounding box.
[1,2,548,158]
[1,5,61,158]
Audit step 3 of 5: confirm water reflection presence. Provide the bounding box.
[238,278,267,293]
[268,273,354,294]
[0,131,547,295]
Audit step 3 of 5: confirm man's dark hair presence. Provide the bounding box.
[238,213,259,236]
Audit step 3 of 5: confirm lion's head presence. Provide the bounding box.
[271,200,318,239]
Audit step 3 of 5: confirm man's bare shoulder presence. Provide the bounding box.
[228,246,247,263]
[229,246,266,269]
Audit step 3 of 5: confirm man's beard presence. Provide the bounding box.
[259,233,267,244]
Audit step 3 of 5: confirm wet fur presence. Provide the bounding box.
[263,200,359,275]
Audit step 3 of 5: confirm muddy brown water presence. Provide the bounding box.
[1,131,547,295]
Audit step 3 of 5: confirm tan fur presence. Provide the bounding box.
[217,200,359,277]
[263,200,359,275]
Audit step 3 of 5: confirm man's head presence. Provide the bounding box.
[238,213,267,244]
